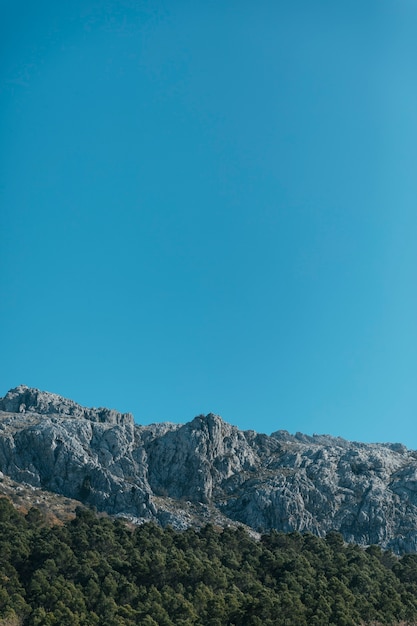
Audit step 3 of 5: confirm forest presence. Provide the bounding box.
[1,497,417,625]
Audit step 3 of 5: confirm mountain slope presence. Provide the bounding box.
[1,385,417,553]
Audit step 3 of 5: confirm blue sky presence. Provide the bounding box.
[1,0,416,446]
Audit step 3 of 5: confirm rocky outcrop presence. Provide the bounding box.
[1,385,417,553]
[0,385,133,426]
[146,414,258,503]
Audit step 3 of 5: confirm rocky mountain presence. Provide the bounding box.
[1,385,417,553]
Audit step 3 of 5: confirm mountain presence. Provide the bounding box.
[1,385,417,553]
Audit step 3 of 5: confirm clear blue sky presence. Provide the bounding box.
[1,0,416,446]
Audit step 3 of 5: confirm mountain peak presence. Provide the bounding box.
[0,385,133,426]
[1,385,417,553]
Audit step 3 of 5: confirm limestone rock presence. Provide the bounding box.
[0,385,133,426]
[1,385,417,553]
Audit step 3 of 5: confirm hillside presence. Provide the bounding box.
[1,385,417,554]
[2,498,417,625]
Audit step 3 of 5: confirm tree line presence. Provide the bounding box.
[1,497,417,625]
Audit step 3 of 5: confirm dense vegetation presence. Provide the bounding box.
[1,498,417,625]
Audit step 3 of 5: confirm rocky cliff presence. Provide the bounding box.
[1,385,417,553]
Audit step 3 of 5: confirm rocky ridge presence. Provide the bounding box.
[1,385,417,553]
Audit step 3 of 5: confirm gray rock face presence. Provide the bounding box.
[1,385,417,553]
[0,385,133,426]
